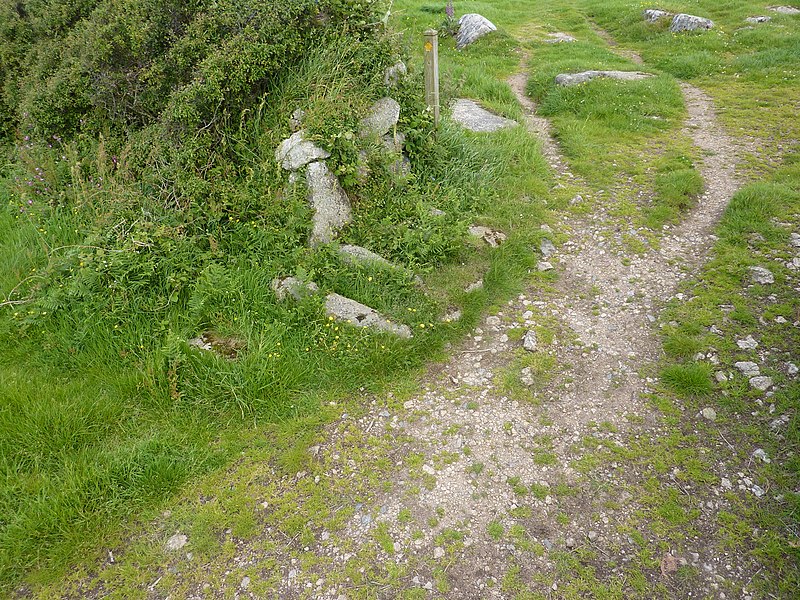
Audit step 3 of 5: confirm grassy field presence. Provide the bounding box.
[1,0,799,596]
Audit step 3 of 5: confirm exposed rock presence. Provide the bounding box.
[736,335,759,350]
[522,330,538,352]
[468,225,507,247]
[188,336,212,351]
[359,97,401,138]
[272,276,320,301]
[749,266,774,284]
[788,362,798,376]
[451,99,517,132]
[644,9,672,22]
[700,407,717,421]
[338,244,391,266]
[381,131,406,153]
[540,238,556,257]
[734,361,760,377]
[166,533,188,551]
[306,161,352,246]
[325,293,412,338]
[456,14,497,49]
[670,14,714,32]
[715,371,728,383]
[384,62,407,87]
[520,366,535,386]
[749,376,773,391]
[441,309,462,322]
[433,547,445,559]
[544,32,576,43]
[465,280,484,293]
[538,261,554,272]
[240,576,251,590]
[555,71,653,86]
[752,448,771,463]
[429,207,446,217]
[769,6,800,15]
[745,16,771,23]
[790,232,800,247]
[275,130,330,171]
[289,109,305,132]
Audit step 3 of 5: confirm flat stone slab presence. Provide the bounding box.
[359,97,400,138]
[769,5,800,15]
[325,293,412,338]
[338,244,391,266]
[275,130,330,171]
[543,32,576,43]
[555,70,653,86]
[456,13,497,49]
[745,16,771,23]
[749,266,774,284]
[306,161,352,246]
[644,9,672,22]
[451,99,517,132]
[670,14,714,32]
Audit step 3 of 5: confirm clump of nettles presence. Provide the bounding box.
[441,1,459,37]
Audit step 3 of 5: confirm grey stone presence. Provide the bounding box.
[468,225,507,247]
[442,309,462,322]
[715,371,728,383]
[275,130,330,171]
[359,97,401,138]
[325,293,412,338]
[644,9,672,22]
[240,576,251,590]
[289,109,305,132]
[538,261,554,272]
[429,207,446,217]
[749,266,774,284]
[338,244,391,266]
[565,537,576,549]
[736,335,759,350]
[735,361,760,377]
[451,99,517,132]
[587,530,599,541]
[522,330,538,352]
[520,366,535,386]
[770,6,800,15]
[544,32,576,43]
[752,448,771,463]
[745,16,771,23]
[433,547,445,559]
[465,280,484,293]
[166,533,188,551]
[456,14,497,49]
[384,62,407,87]
[790,232,800,247]
[381,131,406,153]
[749,376,773,391]
[272,276,319,302]
[788,362,798,376]
[188,336,212,351]
[306,161,352,246]
[700,407,717,421]
[540,238,556,257]
[556,70,653,86]
[670,14,714,32]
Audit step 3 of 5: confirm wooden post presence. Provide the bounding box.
[423,29,440,126]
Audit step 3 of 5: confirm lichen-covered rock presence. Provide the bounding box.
[325,293,412,338]
[644,9,672,22]
[306,161,352,246]
[275,130,330,171]
[769,6,800,15]
[555,70,653,86]
[468,225,507,247]
[272,276,319,301]
[456,14,497,49]
[451,99,517,132]
[745,15,771,23]
[670,14,714,32]
[384,62,407,87]
[543,32,576,43]
[359,97,400,138]
[338,244,391,266]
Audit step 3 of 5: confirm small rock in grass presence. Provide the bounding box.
[456,14,497,49]
[769,6,800,15]
[745,16,771,23]
[565,537,576,549]
[752,448,771,463]
[749,266,775,284]
[787,363,798,376]
[275,130,330,171]
[452,100,517,133]
[735,361,760,377]
[670,13,714,32]
[544,32,576,43]
[465,280,484,293]
[272,276,319,302]
[736,336,759,350]
[749,376,773,391]
[522,330,538,352]
[166,533,188,551]
[587,530,599,541]
[775,316,788,324]
[714,371,728,383]
[790,232,800,247]
[422,464,436,475]
[240,576,251,590]
[338,244,391,266]
[433,547,445,559]
[384,62,407,87]
[520,366,535,386]
[700,407,717,421]
[359,97,401,138]
[325,293,412,338]
[555,70,653,86]
[538,261,554,272]
[441,309,462,322]
[468,225,507,247]
[540,238,556,257]
[644,9,672,22]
